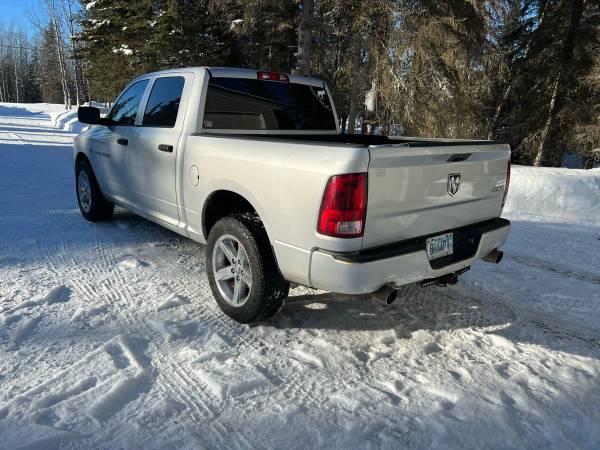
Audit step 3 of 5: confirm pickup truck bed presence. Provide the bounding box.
[190,132,510,248]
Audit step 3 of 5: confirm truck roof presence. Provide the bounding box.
[132,67,325,87]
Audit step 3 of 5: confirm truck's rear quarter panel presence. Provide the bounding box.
[182,135,370,285]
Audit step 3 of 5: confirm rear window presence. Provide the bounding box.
[203,77,336,131]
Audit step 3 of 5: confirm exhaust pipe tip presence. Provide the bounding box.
[439,272,459,285]
[370,286,398,305]
[483,249,504,264]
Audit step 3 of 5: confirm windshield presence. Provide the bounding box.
[203,77,337,131]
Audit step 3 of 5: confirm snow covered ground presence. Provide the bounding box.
[0,103,599,449]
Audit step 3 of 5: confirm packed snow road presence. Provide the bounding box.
[0,103,599,449]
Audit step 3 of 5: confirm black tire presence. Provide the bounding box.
[75,159,114,222]
[206,213,289,323]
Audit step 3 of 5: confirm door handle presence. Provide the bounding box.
[158,144,174,153]
[117,138,128,146]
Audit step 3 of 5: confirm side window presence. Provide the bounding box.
[142,76,185,128]
[107,79,149,126]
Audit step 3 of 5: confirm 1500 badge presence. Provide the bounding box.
[492,180,505,192]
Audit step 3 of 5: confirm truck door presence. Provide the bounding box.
[89,79,149,205]
[129,75,190,226]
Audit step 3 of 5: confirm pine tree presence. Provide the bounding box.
[212,0,298,71]
[76,0,154,101]
[22,52,42,102]
[371,0,493,137]
[491,0,598,166]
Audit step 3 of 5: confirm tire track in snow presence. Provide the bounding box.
[37,211,120,316]
[31,214,189,434]
[0,335,153,431]
[457,284,600,350]
[90,223,243,446]
[38,211,217,436]
[155,259,334,411]
[97,220,341,431]
[509,253,600,285]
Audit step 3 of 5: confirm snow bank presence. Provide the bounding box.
[48,102,109,133]
[505,165,600,225]
[0,102,65,116]
[50,109,87,133]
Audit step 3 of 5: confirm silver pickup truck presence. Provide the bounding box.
[75,67,511,323]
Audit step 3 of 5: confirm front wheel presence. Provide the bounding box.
[206,214,289,323]
[75,160,114,222]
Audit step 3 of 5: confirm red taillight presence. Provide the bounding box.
[257,71,289,82]
[318,173,367,238]
[501,160,511,207]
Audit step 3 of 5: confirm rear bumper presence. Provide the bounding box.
[309,218,510,294]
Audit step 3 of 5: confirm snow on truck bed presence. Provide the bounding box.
[0,103,599,449]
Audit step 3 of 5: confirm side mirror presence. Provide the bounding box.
[78,106,101,125]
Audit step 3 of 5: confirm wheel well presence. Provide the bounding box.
[75,152,90,168]
[203,190,258,238]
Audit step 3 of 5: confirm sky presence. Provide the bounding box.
[0,0,44,35]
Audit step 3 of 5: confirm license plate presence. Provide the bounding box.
[426,233,454,261]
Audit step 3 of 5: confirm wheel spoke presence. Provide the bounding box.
[219,240,236,263]
[242,271,252,289]
[215,265,235,281]
[232,278,241,303]
[237,246,246,267]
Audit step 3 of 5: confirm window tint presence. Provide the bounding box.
[143,76,185,127]
[107,79,148,126]
[203,77,336,131]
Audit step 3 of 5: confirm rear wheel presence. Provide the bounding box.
[75,160,114,222]
[206,214,289,323]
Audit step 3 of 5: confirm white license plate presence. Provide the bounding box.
[426,233,454,261]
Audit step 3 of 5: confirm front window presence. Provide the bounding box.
[107,79,149,126]
[203,77,336,131]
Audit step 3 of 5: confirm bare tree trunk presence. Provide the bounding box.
[53,20,70,109]
[347,99,357,134]
[340,113,347,133]
[74,63,81,106]
[533,75,560,166]
[64,0,80,106]
[86,77,92,104]
[72,43,81,106]
[488,0,548,139]
[0,69,4,102]
[1,66,8,102]
[45,0,70,109]
[0,32,4,102]
[13,52,19,103]
[346,41,362,135]
[293,0,313,76]
[0,52,5,102]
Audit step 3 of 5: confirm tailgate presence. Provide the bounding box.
[363,142,510,248]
